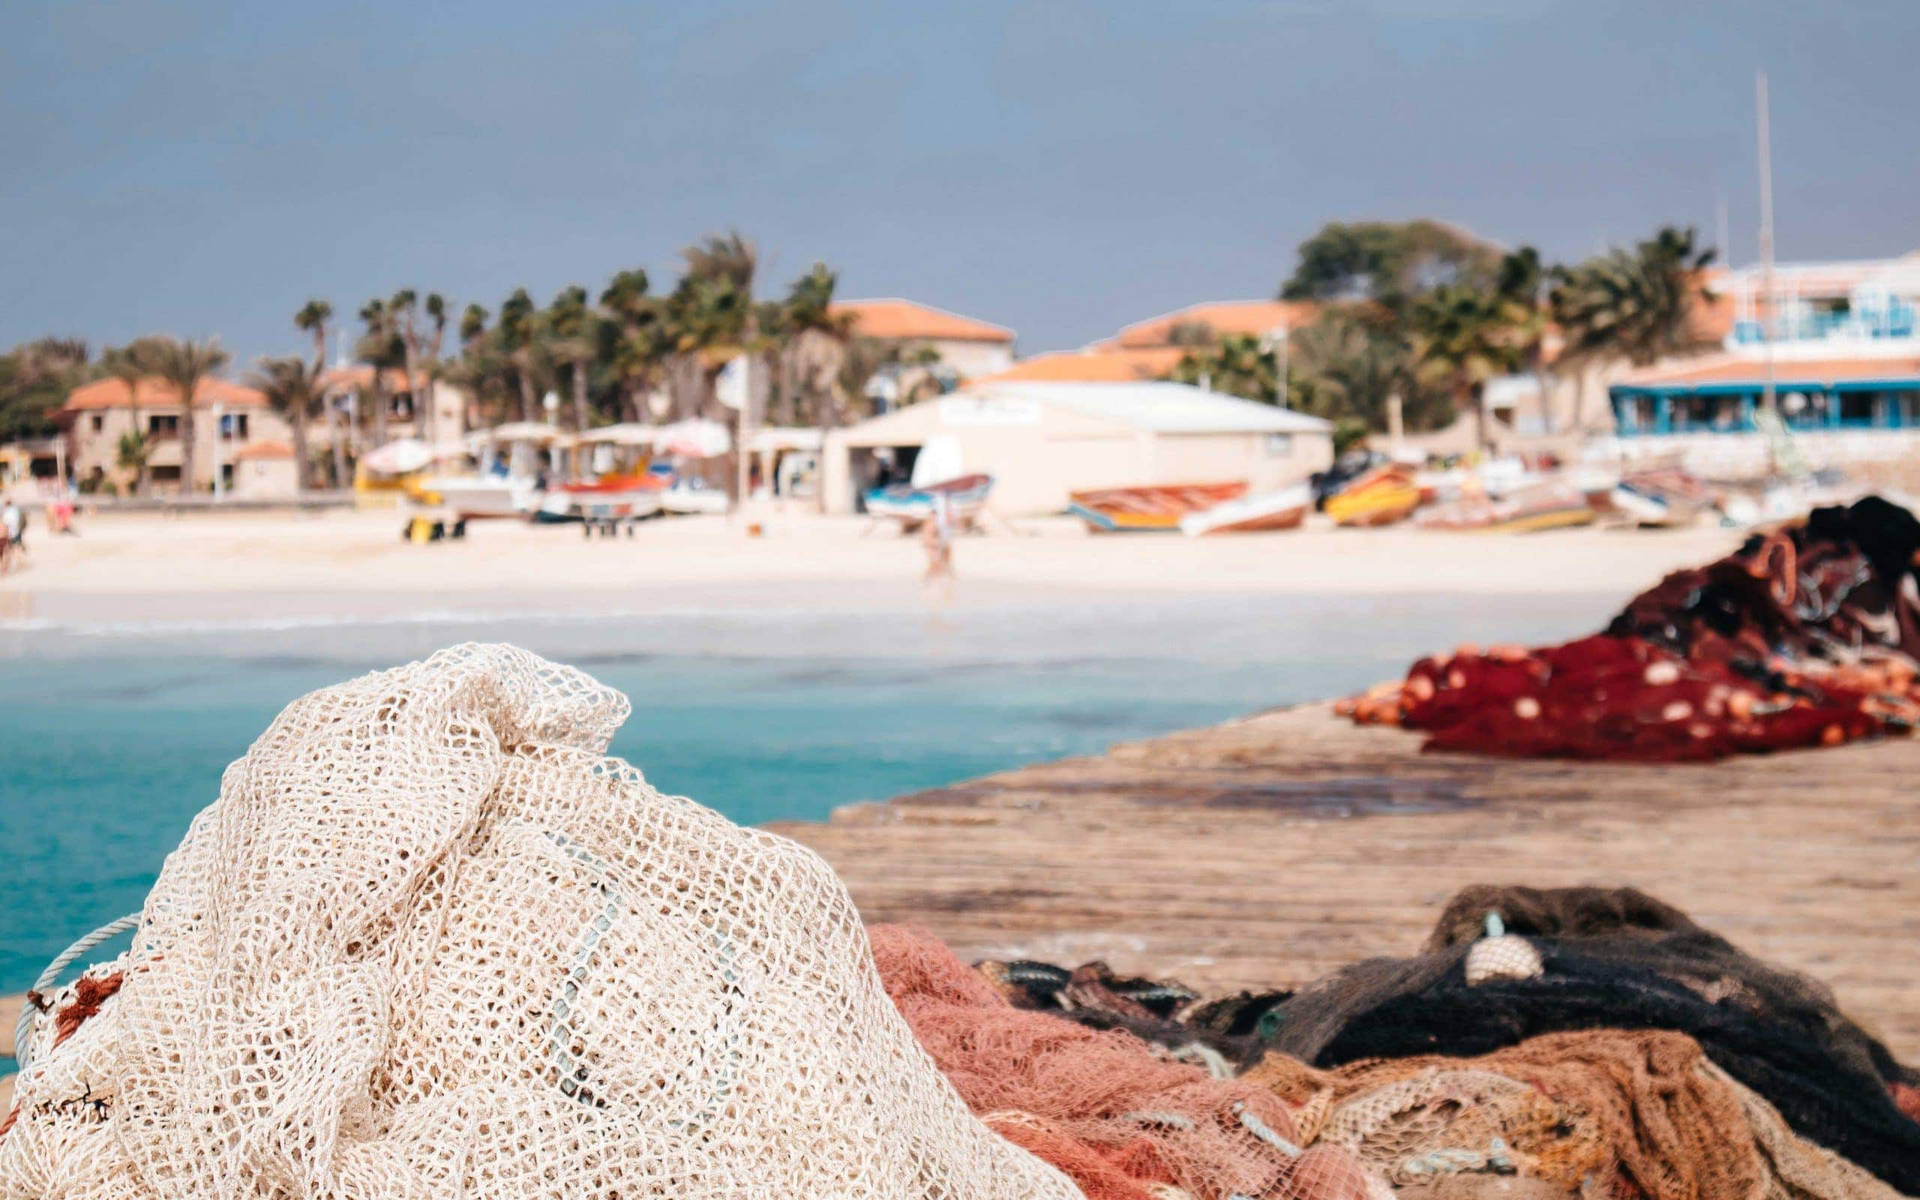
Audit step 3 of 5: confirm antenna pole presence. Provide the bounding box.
[1757,69,1778,421]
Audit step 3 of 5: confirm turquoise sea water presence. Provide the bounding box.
[0,592,1607,999]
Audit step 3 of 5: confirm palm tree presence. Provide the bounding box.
[1409,283,1524,452]
[545,285,598,432]
[99,343,152,493]
[776,262,854,428]
[247,356,321,496]
[389,289,425,441]
[357,298,404,447]
[600,270,665,422]
[293,300,332,488]
[421,293,448,444]
[1550,226,1718,424]
[497,288,545,421]
[133,337,229,494]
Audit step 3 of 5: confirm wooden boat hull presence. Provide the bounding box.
[1325,466,1420,527]
[866,473,995,527]
[1069,482,1247,533]
[1180,484,1312,536]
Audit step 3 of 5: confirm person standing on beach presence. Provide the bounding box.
[921,493,955,602]
[0,497,20,573]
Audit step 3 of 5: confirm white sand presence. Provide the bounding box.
[0,507,1745,627]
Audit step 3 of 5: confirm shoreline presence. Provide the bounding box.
[0,509,1746,617]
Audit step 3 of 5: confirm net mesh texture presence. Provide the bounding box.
[0,644,1083,1200]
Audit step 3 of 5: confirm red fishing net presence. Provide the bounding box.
[1339,497,1920,760]
[868,925,1389,1200]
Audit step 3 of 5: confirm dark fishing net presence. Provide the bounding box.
[975,886,1920,1192]
[1265,886,1920,1193]
[1339,495,1920,760]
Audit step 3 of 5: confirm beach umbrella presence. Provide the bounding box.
[654,418,731,459]
[360,438,436,476]
[577,423,658,447]
[487,421,564,444]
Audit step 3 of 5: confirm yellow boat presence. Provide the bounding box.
[1325,465,1421,527]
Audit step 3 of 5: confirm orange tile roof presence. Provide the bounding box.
[1112,300,1317,349]
[971,347,1187,385]
[833,299,1014,343]
[319,365,428,394]
[64,376,269,412]
[231,439,294,461]
[1617,354,1920,389]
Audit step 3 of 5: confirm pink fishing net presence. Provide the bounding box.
[868,925,1389,1200]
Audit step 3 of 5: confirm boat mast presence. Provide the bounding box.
[1757,69,1778,421]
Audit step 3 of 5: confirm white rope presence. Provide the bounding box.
[13,912,141,1074]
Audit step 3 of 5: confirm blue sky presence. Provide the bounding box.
[3,0,1916,366]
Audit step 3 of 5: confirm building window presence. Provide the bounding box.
[91,414,104,433]
[148,414,180,438]
[1264,433,1294,456]
[219,412,249,440]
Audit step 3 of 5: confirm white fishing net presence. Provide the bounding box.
[1,643,1082,1200]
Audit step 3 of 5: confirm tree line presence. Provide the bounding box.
[0,233,932,492]
[1169,220,1719,448]
[0,221,1721,490]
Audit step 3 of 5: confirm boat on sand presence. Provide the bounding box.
[1068,482,1247,533]
[1180,482,1312,536]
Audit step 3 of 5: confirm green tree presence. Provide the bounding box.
[133,337,229,493]
[247,356,322,496]
[1281,219,1501,305]
[1169,333,1283,404]
[0,338,89,443]
[775,262,855,428]
[1285,310,1450,431]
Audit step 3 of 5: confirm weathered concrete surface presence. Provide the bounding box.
[774,703,1920,1059]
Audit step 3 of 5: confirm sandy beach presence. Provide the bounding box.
[0,507,1745,628]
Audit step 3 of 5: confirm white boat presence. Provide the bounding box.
[661,477,731,515]
[1180,482,1312,536]
[411,472,542,519]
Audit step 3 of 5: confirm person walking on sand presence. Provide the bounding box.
[0,497,20,574]
[921,492,955,602]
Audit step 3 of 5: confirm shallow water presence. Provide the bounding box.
[0,591,1608,996]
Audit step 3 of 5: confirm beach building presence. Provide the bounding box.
[229,439,299,498]
[831,299,1017,382]
[60,376,287,494]
[318,366,470,451]
[1592,251,1920,477]
[822,379,1333,515]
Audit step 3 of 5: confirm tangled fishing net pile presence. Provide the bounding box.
[987,884,1920,1199]
[1338,496,1920,760]
[1,644,1388,1200]
[0,645,1080,1199]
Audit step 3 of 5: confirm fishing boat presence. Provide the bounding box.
[1069,481,1248,533]
[1179,482,1312,536]
[534,474,668,524]
[409,422,563,520]
[1416,481,1596,533]
[865,473,995,530]
[661,476,731,515]
[1323,464,1421,527]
